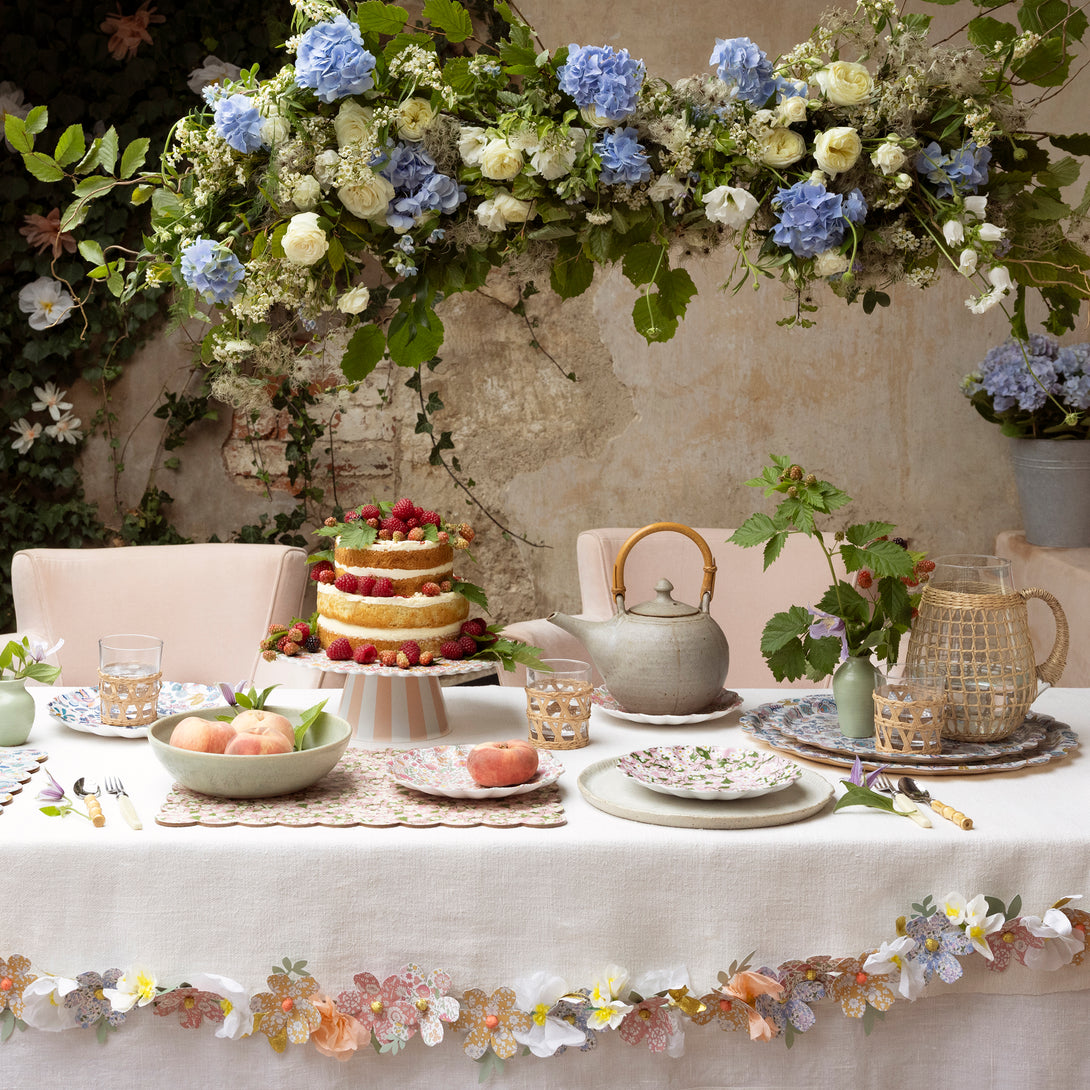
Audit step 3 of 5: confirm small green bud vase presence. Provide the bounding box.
[0,678,36,746]
[832,656,879,738]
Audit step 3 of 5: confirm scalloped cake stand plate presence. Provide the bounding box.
[48,683,223,739]
[591,687,743,725]
[388,745,565,799]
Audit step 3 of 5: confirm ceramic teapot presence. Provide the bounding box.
[548,522,729,716]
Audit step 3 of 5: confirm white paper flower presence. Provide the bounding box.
[21,974,80,1030]
[187,972,254,1039]
[942,891,1005,959]
[511,972,586,1057]
[18,277,74,330]
[1022,908,1085,971]
[864,936,926,1000]
[585,963,633,1029]
[103,964,158,1013]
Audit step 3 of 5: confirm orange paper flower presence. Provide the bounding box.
[100,2,165,61]
[310,994,366,1061]
[457,986,531,1060]
[19,209,77,259]
[0,954,36,1020]
[827,955,896,1017]
[249,973,321,1048]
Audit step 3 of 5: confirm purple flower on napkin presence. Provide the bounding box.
[36,768,66,803]
[847,756,887,789]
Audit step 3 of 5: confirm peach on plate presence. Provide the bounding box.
[466,739,539,787]
[169,716,237,754]
[231,709,295,746]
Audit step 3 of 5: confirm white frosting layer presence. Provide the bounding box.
[340,561,451,580]
[336,536,441,552]
[319,615,464,641]
[318,587,462,607]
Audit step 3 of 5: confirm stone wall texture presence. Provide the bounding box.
[76,0,1086,632]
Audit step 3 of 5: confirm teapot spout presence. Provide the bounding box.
[547,611,597,645]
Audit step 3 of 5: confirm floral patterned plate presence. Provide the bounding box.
[767,695,1048,764]
[388,745,565,799]
[741,701,1078,776]
[616,745,802,800]
[591,687,743,725]
[283,650,497,679]
[48,683,223,738]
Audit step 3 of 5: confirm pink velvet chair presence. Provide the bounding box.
[499,526,839,690]
[10,544,320,687]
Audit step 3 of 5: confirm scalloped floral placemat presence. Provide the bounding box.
[155,748,566,828]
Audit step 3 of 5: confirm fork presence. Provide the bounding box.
[105,776,142,830]
[874,773,932,828]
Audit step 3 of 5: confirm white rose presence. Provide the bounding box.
[337,285,371,314]
[291,174,321,211]
[813,126,861,174]
[475,198,507,231]
[530,131,583,180]
[777,96,808,125]
[479,139,524,181]
[813,60,873,106]
[579,105,617,129]
[260,110,291,147]
[335,101,374,148]
[814,249,850,277]
[701,184,758,229]
[458,126,489,166]
[894,172,913,191]
[282,212,328,266]
[337,172,395,220]
[871,140,906,175]
[313,150,341,188]
[493,192,534,223]
[757,128,806,167]
[648,174,687,203]
[397,97,436,142]
[958,248,978,276]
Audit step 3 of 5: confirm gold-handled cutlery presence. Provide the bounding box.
[897,776,973,830]
[73,778,105,827]
[105,776,142,830]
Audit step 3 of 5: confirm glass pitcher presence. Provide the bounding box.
[905,555,1068,741]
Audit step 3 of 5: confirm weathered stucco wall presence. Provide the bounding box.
[76,0,1085,629]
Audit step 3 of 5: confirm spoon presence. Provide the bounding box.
[73,777,105,827]
[896,776,973,830]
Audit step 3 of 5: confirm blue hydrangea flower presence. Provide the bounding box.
[965,334,1061,413]
[382,143,438,191]
[416,171,466,214]
[709,37,778,107]
[776,77,809,101]
[294,14,377,103]
[557,43,645,121]
[915,139,991,197]
[771,181,846,259]
[842,187,867,225]
[213,94,265,154]
[180,238,246,305]
[594,126,651,185]
[1058,344,1090,409]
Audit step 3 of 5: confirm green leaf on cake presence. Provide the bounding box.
[452,579,489,610]
[317,521,378,549]
[470,636,549,673]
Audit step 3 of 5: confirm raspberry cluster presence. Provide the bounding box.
[321,618,493,669]
[260,619,321,661]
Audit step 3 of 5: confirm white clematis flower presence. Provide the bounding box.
[9,417,42,454]
[32,382,72,420]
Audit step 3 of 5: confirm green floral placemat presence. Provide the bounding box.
[156,748,565,828]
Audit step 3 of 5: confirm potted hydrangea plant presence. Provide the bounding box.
[961,334,1090,547]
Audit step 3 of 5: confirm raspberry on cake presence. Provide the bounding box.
[315,498,474,657]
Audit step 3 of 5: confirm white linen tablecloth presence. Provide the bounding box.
[4,685,1089,1089]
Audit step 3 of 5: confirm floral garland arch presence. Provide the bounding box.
[7,0,1090,424]
[0,893,1085,1069]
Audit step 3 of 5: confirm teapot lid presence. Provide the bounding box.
[628,578,699,618]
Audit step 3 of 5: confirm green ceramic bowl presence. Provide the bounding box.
[148,706,352,798]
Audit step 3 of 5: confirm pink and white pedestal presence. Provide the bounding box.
[285,653,494,743]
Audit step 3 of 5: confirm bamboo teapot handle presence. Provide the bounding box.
[612,522,717,612]
[1019,587,1069,687]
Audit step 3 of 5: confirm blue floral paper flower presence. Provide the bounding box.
[904,913,974,984]
[294,14,377,104]
[709,37,778,108]
[594,126,651,185]
[180,238,246,305]
[212,93,265,154]
[558,44,645,121]
[771,181,847,259]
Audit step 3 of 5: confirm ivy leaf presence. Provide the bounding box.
[550,245,594,298]
[423,0,473,43]
[341,324,386,382]
[355,1,409,33]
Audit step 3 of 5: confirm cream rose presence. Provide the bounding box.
[338,172,395,221]
[291,174,321,211]
[701,184,758,229]
[757,128,806,168]
[814,249,850,277]
[335,101,374,148]
[777,96,808,125]
[813,60,873,106]
[648,175,687,203]
[476,190,533,231]
[871,140,906,175]
[260,110,290,148]
[479,139,524,181]
[813,126,861,175]
[337,285,371,314]
[579,105,617,129]
[396,97,436,142]
[281,212,328,266]
[458,126,488,166]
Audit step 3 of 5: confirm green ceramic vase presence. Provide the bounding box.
[832,656,878,738]
[0,678,36,747]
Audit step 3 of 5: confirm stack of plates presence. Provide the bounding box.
[740,695,1078,776]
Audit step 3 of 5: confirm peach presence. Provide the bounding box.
[170,716,238,754]
[224,730,293,756]
[466,739,539,787]
[231,709,295,746]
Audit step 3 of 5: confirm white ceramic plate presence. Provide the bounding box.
[591,687,743,725]
[48,683,223,738]
[616,745,802,800]
[388,745,564,799]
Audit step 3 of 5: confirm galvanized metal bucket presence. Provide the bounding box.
[1009,438,1090,548]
